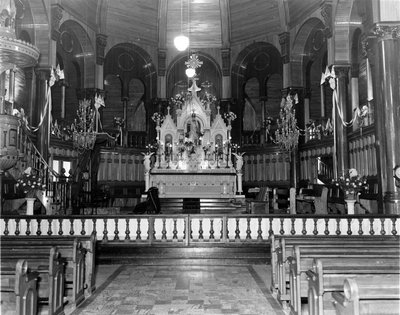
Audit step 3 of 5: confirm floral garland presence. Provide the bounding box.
[332,168,368,198]
[16,167,46,198]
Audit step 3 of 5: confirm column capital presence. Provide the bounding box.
[51,4,63,41]
[158,48,167,76]
[221,48,231,76]
[96,34,107,65]
[279,32,290,64]
[35,67,52,81]
[320,0,333,38]
[332,65,350,78]
[373,23,400,41]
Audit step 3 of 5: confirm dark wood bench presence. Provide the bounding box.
[1,260,40,315]
[296,184,328,214]
[270,234,399,295]
[332,276,400,315]
[306,258,400,315]
[246,186,271,213]
[288,245,400,315]
[0,232,96,296]
[1,247,66,315]
[1,237,91,308]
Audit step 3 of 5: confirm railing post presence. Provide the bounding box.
[222,215,227,243]
[185,215,190,246]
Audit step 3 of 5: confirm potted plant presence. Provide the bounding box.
[15,167,46,215]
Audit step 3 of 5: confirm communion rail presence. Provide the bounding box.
[1,214,398,244]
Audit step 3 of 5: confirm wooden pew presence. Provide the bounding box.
[1,260,40,315]
[288,245,400,315]
[0,247,66,315]
[332,277,400,315]
[1,238,88,307]
[306,258,400,315]
[0,232,96,295]
[270,234,399,295]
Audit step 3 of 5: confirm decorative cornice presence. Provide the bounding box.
[51,4,63,42]
[278,32,290,64]
[373,24,400,40]
[96,34,107,65]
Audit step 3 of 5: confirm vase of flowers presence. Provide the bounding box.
[223,111,237,125]
[16,167,46,215]
[151,112,165,126]
[332,168,367,214]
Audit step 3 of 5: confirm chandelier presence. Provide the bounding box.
[72,99,97,150]
[185,53,203,78]
[275,93,300,152]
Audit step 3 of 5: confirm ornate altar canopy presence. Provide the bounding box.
[146,79,242,199]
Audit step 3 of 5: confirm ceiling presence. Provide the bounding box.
[57,0,322,49]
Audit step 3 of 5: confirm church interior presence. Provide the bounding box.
[0,0,399,314]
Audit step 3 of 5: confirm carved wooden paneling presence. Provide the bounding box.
[243,152,289,183]
[349,133,376,176]
[98,151,143,182]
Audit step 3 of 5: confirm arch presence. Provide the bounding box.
[334,0,355,63]
[59,20,95,87]
[231,42,282,140]
[104,42,157,100]
[291,17,325,87]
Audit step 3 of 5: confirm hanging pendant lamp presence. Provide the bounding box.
[174,0,189,51]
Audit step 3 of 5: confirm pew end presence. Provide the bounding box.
[332,277,400,315]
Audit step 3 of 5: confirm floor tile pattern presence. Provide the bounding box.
[73,265,284,315]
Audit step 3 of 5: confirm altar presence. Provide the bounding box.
[144,78,244,198]
[150,169,236,198]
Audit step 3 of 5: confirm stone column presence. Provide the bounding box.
[332,65,350,178]
[373,24,400,214]
[96,34,107,90]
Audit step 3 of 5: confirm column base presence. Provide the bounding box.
[384,192,400,214]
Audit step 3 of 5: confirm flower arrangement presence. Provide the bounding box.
[332,168,368,199]
[200,92,217,107]
[151,112,165,125]
[263,116,274,130]
[16,167,46,198]
[223,111,237,122]
[170,93,186,109]
[114,116,125,128]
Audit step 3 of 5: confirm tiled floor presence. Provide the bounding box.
[71,265,285,315]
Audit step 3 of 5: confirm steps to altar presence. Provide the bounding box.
[96,243,269,265]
